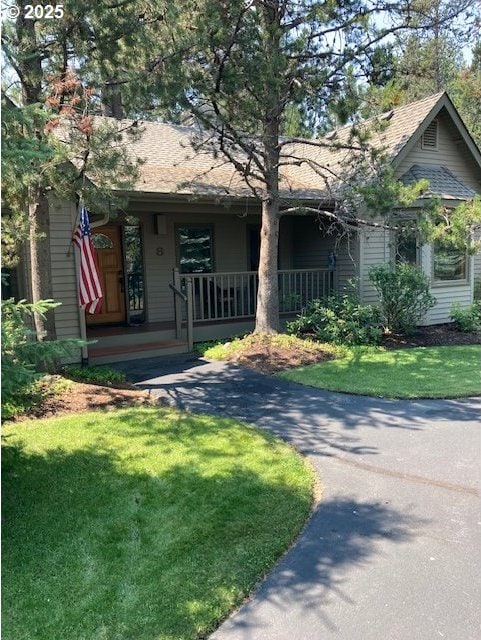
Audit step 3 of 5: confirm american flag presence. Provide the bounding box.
[73,207,103,314]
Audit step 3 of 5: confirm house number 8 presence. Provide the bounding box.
[156,247,164,256]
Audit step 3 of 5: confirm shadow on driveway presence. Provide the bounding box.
[212,495,425,638]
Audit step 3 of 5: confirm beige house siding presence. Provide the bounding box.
[395,109,481,193]
[358,226,477,324]
[48,197,82,342]
[390,108,481,322]
[474,252,481,280]
[473,232,481,298]
[358,229,477,324]
[359,226,391,304]
[425,283,473,324]
[336,232,359,292]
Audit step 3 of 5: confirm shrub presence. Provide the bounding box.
[1,297,81,418]
[2,376,73,421]
[63,365,126,385]
[368,264,436,334]
[451,302,481,333]
[287,294,383,345]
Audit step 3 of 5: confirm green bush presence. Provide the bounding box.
[451,302,481,333]
[287,294,383,345]
[2,376,73,421]
[1,297,81,418]
[369,263,436,334]
[63,365,126,385]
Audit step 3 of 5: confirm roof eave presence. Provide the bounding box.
[114,187,332,206]
[406,196,474,208]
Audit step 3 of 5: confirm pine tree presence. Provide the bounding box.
[1,1,167,338]
[450,41,481,147]
[150,0,472,333]
[362,1,480,117]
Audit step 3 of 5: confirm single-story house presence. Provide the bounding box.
[12,91,481,364]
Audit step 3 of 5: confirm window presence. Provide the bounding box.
[91,233,113,249]
[124,220,144,317]
[421,120,438,150]
[176,225,213,273]
[1,268,19,300]
[396,230,418,265]
[433,243,467,281]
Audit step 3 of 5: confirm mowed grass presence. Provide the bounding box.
[2,407,314,640]
[279,345,481,398]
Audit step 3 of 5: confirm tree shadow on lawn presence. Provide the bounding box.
[2,441,423,640]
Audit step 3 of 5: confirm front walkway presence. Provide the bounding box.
[118,356,481,640]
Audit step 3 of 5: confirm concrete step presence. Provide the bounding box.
[89,339,189,365]
[88,328,179,349]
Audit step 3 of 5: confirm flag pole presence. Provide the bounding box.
[73,202,89,366]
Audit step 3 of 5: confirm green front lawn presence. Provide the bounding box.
[279,345,481,398]
[2,407,314,640]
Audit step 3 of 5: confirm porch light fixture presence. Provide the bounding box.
[154,214,167,235]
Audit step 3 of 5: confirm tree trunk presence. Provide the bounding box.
[15,4,56,341]
[102,81,125,119]
[255,112,281,332]
[255,199,280,334]
[254,1,282,335]
[29,192,57,341]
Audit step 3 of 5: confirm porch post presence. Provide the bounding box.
[186,277,194,352]
[173,267,182,339]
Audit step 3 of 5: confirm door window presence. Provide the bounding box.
[92,233,114,249]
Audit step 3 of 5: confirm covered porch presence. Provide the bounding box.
[87,266,336,363]
[84,207,358,363]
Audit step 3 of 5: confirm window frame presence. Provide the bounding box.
[431,241,469,285]
[175,223,215,274]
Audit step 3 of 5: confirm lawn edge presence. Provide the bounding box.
[204,452,322,638]
[275,373,481,400]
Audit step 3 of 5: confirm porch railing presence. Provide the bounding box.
[127,272,144,312]
[173,268,335,324]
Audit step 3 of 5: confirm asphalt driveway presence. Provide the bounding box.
[118,356,481,640]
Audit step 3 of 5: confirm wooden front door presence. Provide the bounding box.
[86,225,126,325]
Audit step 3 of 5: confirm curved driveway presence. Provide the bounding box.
[121,356,481,640]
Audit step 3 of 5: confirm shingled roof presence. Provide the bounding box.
[116,92,476,202]
[401,164,477,200]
